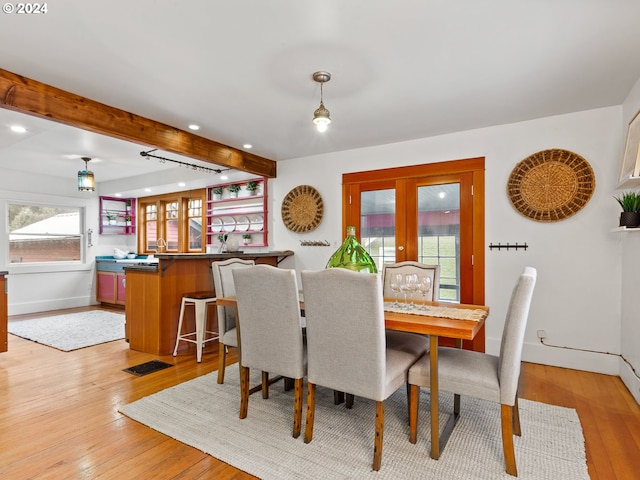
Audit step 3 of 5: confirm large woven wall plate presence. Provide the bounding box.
[281,185,324,233]
[507,149,596,222]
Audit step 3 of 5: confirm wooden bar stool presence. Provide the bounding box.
[173,291,218,363]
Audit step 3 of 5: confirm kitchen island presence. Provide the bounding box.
[124,251,293,355]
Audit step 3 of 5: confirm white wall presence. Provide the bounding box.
[272,106,625,378]
[620,77,640,403]
[0,169,136,315]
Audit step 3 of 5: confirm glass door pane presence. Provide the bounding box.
[360,188,396,272]
[417,183,460,301]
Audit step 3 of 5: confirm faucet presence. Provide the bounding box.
[156,237,167,253]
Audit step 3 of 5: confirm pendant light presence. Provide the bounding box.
[312,71,332,132]
[78,157,95,191]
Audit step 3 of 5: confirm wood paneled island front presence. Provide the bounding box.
[124,251,293,355]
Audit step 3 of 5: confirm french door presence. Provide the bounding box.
[342,158,485,307]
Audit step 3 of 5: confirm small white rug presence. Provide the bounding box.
[120,368,589,480]
[8,310,125,351]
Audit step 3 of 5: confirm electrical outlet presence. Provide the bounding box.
[537,330,546,340]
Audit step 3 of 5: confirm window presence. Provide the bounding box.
[144,204,158,252]
[8,203,83,264]
[138,189,206,254]
[187,198,203,251]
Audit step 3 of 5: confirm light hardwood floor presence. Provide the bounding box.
[2,306,639,479]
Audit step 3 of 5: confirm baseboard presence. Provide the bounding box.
[619,358,640,405]
[8,296,97,316]
[486,338,620,375]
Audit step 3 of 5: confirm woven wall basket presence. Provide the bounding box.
[507,149,596,222]
[281,185,324,233]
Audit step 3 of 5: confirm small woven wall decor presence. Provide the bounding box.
[507,148,595,222]
[281,185,324,233]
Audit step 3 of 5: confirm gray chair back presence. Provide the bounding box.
[301,268,387,401]
[233,265,305,379]
[382,261,440,301]
[211,258,255,340]
[498,266,537,405]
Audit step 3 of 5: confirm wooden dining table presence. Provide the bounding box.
[215,295,489,460]
[383,300,488,459]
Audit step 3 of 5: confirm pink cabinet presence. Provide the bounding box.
[97,271,126,305]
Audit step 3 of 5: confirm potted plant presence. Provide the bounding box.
[228,184,241,198]
[245,181,259,195]
[107,213,117,225]
[125,215,132,226]
[212,186,224,200]
[614,191,640,228]
[242,233,251,245]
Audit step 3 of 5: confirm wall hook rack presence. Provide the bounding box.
[488,242,528,251]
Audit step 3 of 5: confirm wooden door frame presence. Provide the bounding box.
[342,157,485,307]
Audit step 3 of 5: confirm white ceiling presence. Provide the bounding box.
[1,0,640,195]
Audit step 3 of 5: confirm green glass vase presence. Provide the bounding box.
[326,226,378,273]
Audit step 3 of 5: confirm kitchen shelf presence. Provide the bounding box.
[100,196,136,235]
[206,178,267,247]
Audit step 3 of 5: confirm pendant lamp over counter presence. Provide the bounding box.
[78,157,95,191]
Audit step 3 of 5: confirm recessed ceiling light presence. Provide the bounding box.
[220,175,228,180]
[145,188,152,192]
[243,144,252,149]
[114,193,123,197]
[188,124,200,131]
[10,125,27,133]
[178,182,186,187]
[439,192,446,199]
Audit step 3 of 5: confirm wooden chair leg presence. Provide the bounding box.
[217,341,227,384]
[262,371,269,399]
[304,382,316,443]
[239,365,250,419]
[284,377,294,391]
[293,378,303,438]
[513,396,522,436]
[373,401,384,471]
[501,404,518,476]
[409,384,419,444]
[345,393,354,409]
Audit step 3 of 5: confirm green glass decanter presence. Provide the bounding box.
[326,226,378,273]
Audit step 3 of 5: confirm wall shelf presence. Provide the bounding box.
[206,178,267,247]
[100,196,136,235]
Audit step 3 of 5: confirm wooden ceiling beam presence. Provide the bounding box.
[0,68,276,178]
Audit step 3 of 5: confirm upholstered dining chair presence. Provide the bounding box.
[300,268,429,471]
[382,261,440,303]
[407,266,537,477]
[211,258,255,384]
[232,265,306,438]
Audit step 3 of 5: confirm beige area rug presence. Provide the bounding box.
[8,310,125,351]
[120,367,589,480]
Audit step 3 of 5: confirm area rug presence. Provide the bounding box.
[120,368,589,480]
[8,310,125,351]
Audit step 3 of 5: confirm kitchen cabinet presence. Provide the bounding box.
[100,196,136,235]
[206,178,267,248]
[97,271,126,305]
